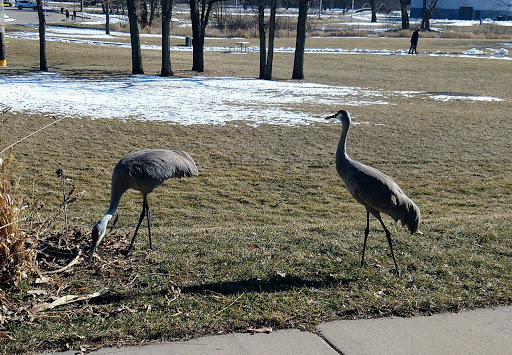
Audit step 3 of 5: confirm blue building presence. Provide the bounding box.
[410,0,512,20]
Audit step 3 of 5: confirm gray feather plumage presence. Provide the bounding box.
[338,158,420,234]
[328,109,420,276]
[112,149,198,196]
[89,148,198,261]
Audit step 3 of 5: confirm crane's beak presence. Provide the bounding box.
[89,229,101,262]
[88,245,96,263]
[325,113,337,119]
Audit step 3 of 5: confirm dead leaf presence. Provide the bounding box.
[35,276,50,284]
[27,289,48,296]
[248,327,273,334]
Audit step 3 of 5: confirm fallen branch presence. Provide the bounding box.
[43,251,81,275]
[46,288,110,310]
[213,292,245,317]
[248,327,273,334]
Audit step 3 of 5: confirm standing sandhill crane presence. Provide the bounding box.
[326,110,420,277]
[89,149,198,262]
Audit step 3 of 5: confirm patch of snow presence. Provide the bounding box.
[428,94,503,102]
[0,74,391,126]
[464,48,484,55]
[0,74,503,126]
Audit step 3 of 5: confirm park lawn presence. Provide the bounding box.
[0,34,511,353]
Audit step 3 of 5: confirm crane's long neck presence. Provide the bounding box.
[95,187,123,233]
[90,186,126,261]
[335,119,350,172]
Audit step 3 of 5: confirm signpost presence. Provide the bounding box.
[0,2,6,66]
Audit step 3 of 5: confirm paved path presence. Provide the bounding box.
[44,306,512,355]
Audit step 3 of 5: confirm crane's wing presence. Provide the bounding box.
[114,149,198,193]
[346,161,420,233]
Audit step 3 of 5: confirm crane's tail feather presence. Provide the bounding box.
[174,150,199,176]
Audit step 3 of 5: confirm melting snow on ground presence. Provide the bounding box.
[0,73,503,126]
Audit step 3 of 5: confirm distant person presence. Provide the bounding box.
[409,29,420,54]
[65,9,70,22]
[73,9,76,20]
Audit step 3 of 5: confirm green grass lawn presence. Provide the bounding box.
[1,33,511,353]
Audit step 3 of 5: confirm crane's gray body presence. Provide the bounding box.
[112,149,198,198]
[328,109,420,276]
[336,156,420,235]
[89,149,198,261]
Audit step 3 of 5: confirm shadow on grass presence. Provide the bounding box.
[181,274,356,295]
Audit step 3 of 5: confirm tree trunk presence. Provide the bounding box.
[161,0,173,76]
[369,0,377,22]
[400,0,409,30]
[190,8,202,71]
[36,0,47,72]
[140,0,148,28]
[190,0,204,72]
[421,0,429,30]
[149,0,157,27]
[258,1,266,79]
[264,0,276,81]
[127,0,144,74]
[292,0,309,80]
[105,2,110,35]
[421,0,439,30]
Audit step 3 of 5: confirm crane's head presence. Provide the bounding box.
[89,221,106,262]
[325,109,350,123]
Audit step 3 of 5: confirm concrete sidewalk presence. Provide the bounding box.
[47,306,512,355]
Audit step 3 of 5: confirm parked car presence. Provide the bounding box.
[3,0,13,7]
[15,0,38,9]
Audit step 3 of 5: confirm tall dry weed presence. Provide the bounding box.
[0,151,36,289]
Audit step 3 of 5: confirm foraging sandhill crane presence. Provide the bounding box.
[89,149,198,262]
[326,110,420,277]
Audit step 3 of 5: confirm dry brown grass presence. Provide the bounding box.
[0,151,36,288]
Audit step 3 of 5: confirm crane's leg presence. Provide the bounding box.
[376,216,401,277]
[145,197,153,250]
[361,211,370,267]
[127,200,147,255]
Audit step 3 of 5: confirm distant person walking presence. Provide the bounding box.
[409,29,420,54]
[65,9,70,22]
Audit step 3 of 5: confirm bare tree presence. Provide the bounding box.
[149,0,158,27]
[189,0,223,72]
[399,0,409,29]
[127,0,144,74]
[264,0,277,80]
[421,0,440,31]
[139,0,149,28]
[103,0,111,35]
[370,0,377,22]
[258,0,266,79]
[292,0,310,80]
[161,0,173,76]
[498,0,512,7]
[35,0,47,71]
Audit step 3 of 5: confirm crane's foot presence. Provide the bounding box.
[395,267,401,278]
